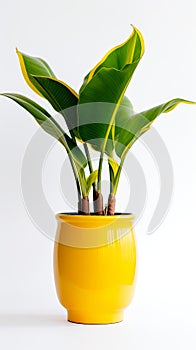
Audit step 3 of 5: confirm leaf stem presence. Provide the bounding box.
[83,142,103,214]
[97,153,104,192]
[47,117,83,205]
[83,143,93,173]
[78,195,90,215]
[67,153,82,202]
[83,143,96,192]
[112,153,127,195]
[97,94,128,192]
[108,161,114,194]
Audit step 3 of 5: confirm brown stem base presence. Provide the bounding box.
[107,194,116,215]
[78,196,90,215]
[93,190,104,215]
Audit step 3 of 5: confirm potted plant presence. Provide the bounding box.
[1,25,194,324]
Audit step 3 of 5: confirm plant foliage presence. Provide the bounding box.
[1,26,195,215]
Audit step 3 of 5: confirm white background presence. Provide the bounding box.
[0,0,196,349]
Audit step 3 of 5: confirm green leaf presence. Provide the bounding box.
[86,170,98,195]
[108,157,119,178]
[108,157,120,193]
[78,64,141,155]
[31,76,80,138]
[115,98,196,160]
[78,26,144,156]
[80,25,144,92]
[17,50,80,139]
[16,49,56,96]
[1,93,87,169]
[115,96,134,140]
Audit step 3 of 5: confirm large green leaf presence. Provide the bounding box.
[31,76,80,138]
[17,50,80,135]
[115,96,134,139]
[80,25,144,92]
[78,26,144,156]
[17,50,80,139]
[16,49,56,96]
[78,63,140,155]
[1,93,87,168]
[115,98,195,160]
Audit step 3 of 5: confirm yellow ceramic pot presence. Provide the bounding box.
[54,214,136,324]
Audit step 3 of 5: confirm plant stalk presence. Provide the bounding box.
[107,163,116,215]
[93,190,104,215]
[43,114,83,213]
[107,193,116,215]
[97,152,104,192]
[78,195,90,215]
[67,152,82,211]
[83,143,96,191]
[96,152,104,214]
[109,161,114,194]
[83,143,103,214]
[97,87,130,193]
[112,153,127,196]
[83,143,93,173]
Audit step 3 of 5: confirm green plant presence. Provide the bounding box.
[1,26,194,215]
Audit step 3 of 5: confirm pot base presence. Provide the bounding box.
[67,309,123,325]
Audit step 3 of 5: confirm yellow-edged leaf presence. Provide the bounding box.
[108,158,119,178]
[116,98,196,160]
[80,25,144,92]
[86,170,98,195]
[16,49,56,96]
[1,93,87,169]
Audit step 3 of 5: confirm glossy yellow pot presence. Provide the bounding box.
[54,214,136,324]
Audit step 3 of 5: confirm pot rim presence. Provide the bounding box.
[55,212,135,247]
[56,212,134,222]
